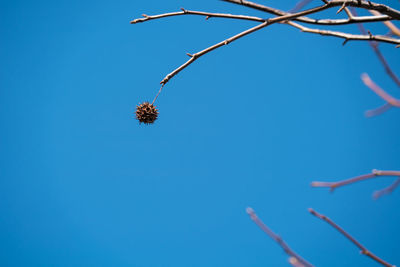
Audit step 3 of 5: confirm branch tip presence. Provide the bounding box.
[337,3,346,14]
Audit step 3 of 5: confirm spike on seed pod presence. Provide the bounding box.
[135,102,158,124]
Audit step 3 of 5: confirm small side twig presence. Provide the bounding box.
[369,10,400,37]
[373,177,400,199]
[309,208,396,267]
[246,207,314,267]
[361,73,400,107]
[311,169,400,194]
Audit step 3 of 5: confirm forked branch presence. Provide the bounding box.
[309,208,396,267]
[132,1,400,95]
[311,169,400,195]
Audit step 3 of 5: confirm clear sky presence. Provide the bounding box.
[1,0,400,266]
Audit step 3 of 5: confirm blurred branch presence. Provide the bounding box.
[373,177,400,199]
[369,10,400,37]
[222,0,398,25]
[134,2,344,86]
[311,169,400,193]
[309,208,396,267]
[246,207,314,267]
[361,73,400,107]
[130,9,264,24]
[289,0,314,13]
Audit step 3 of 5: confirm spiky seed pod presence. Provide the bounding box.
[135,102,158,124]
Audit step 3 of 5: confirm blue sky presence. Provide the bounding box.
[1,0,400,266]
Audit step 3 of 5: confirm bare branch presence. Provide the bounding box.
[361,73,400,107]
[309,208,396,267]
[373,177,400,199]
[311,169,400,192]
[365,102,393,117]
[156,2,339,86]
[130,9,265,24]
[222,0,397,25]
[286,21,400,45]
[246,207,314,267]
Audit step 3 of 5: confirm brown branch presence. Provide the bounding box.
[246,207,314,267]
[309,208,396,267]
[311,169,400,192]
[222,0,398,25]
[361,73,400,107]
[130,9,265,24]
[350,8,400,116]
[365,102,393,117]
[132,9,400,46]
[156,2,338,86]
[352,8,400,88]
[286,21,400,45]
[289,0,314,13]
[373,177,400,199]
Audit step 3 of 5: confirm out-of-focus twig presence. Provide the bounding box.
[246,207,314,267]
[289,0,314,13]
[373,177,400,199]
[309,208,396,267]
[311,169,400,193]
[351,7,400,116]
[352,8,400,88]
[361,73,400,107]
[369,10,400,37]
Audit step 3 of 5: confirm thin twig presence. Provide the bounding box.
[131,9,265,24]
[309,208,396,267]
[361,73,400,107]
[246,207,314,267]
[373,177,400,199]
[222,0,398,25]
[286,21,400,45]
[365,102,393,117]
[311,169,400,192]
[157,2,337,86]
[352,8,400,88]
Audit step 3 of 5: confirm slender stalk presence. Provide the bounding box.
[309,208,396,267]
[246,207,314,267]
